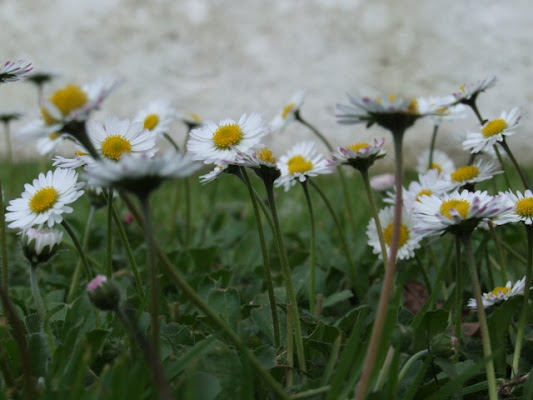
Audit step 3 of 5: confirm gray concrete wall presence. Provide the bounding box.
[2,0,532,169]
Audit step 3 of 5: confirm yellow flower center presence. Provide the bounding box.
[281,103,295,119]
[347,142,370,153]
[143,114,159,131]
[451,165,479,182]
[188,113,202,122]
[29,187,58,213]
[415,189,432,201]
[516,198,533,218]
[212,123,242,149]
[459,84,466,93]
[41,84,88,125]
[481,119,507,138]
[48,132,61,140]
[383,223,409,247]
[75,150,88,156]
[256,148,276,164]
[407,98,419,113]
[429,163,443,173]
[288,155,313,175]
[101,136,132,161]
[440,199,470,220]
[489,286,510,297]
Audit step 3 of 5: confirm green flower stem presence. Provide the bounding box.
[301,181,317,315]
[427,124,439,170]
[184,178,192,248]
[67,205,96,303]
[0,179,9,301]
[354,130,404,400]
[3,122,12,167]
[511,225,533,377]
[296,113,333,151]
[360,168,388,265]
[465,98,486,125]
[265,182,307,374]
[461,233,498,400]
[114,306,172,400]
[61,220,93,281]
[240,167,280,348]
[499,238,527,265]
[291,385,330,399]
[163,132,180,151]
[493,145,513,190]
[500,138,530,190]
[30,265,55,354]
[139,194,160,356]
[106,189,113,278]
[398,349,430,383]
[374,346,395,390]
[454,236,463,361]
[488,224,508,283]
[286,303,294,387]
[309,180,363,298]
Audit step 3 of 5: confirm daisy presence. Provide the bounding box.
[233,146,281,185]
[86,150,201,195]
[134,100,178,139]
[274,141,333,191]
[199,163,229,184]
[0,60,32,84]
[394,169,449,210]
[336,94,426,132]
[366,206,421,261]
[5,168,85,230]
[187,112,269,164]
[178,112,203,129]
[416,149,455,175]
[442,159,502,191]
[494,189,533,225]
[467,277,526,310]
[452,75,497,104]
[329,138,386,171]
[270,90,306,132]
[413,190,513,237]
[462,108,522,154]
[417,96,466,126]
[21,227,63,264]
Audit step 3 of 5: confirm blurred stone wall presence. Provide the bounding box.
[1,0,532,170]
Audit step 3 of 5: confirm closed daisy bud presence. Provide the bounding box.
[21,227,63,265]
[87,275,120,311]
[430,334,458,359]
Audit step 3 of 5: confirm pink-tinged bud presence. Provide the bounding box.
[370,173,395,191]
[123,213,134,225]
[87,275,120,311]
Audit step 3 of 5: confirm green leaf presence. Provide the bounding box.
[322,289,353,309]
[207,287,241,332]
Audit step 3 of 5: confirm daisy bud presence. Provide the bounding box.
[430,334,458,359]
[21,228,63,265]
[87,275,120,311]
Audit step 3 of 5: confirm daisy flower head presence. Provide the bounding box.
[87,115,158,163]
[442,159,502,191]
[402,169,449,210]
[187,112,270,164]
[452,74,497,104]
[462,107,522,154]
[134,100,178,139]
[86,150,201,196]
[233,146,281,184]
[416,149,456,175]
[417,96,467,126]
[21,227,63,264]
[413,190,512,237]
[199,163,230,184]
[329,138,386,171]
[494,189,533,226]
[178,112,203,130]
[336,93,426,133]
[5,168,85,230]
[270,90,306,132]
[274,141,333,191]
[0,60,32,84]
[366,206,421,261]
[467,277,526,310]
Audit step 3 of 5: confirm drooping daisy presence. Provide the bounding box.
[0,60,32,84]
[467,277,526,310]
[451,75,497,104]
[270,90,306,132]
[21,227,63,264]
[329,138,386,171]
[366,206,421,261]
[494,189,533,225]
[86,150,201,196]
[5,168,85,230]
[134,100,178,139]
[413,190,513,237]
[187,113,270,164]
[417,96,467,126]
[442,159,502,191]
[274,141,333,191]
[462,108,522,154]
[416,149,456,175]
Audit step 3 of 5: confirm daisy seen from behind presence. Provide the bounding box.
[467,278,526,310]
[270,90,306,132]
[274,141,332,191]
[0,60,32,84]
[452,74,497,105]
[21,227,63,264]
[187,112,270,164]
[5,168,85,230]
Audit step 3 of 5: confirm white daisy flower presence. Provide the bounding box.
[493,189,533,226]
[199,163,230,184]
[467,277,526,310]
[86,150,201,195]
[274,141,333,191]
[177,112,203,129]
[270,90,306,132]
[0,60,32,84]
[134,100,178,138]
[21,227,63,263]
[52,150,89,169]
[366,206,421,261]
[442,159,502,191]
[417,96,467,126]
[5,168,85,230]
[462,108,522,154]
[452,75,497,104]
[416,149,456,175]
[187,112,269,164]
[329,138,386,170]
[394,169,449,210]
[412,190,512,237]
[233,146,281,184]
[87,115,158,162]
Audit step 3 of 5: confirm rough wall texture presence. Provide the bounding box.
[1,0,532,169]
